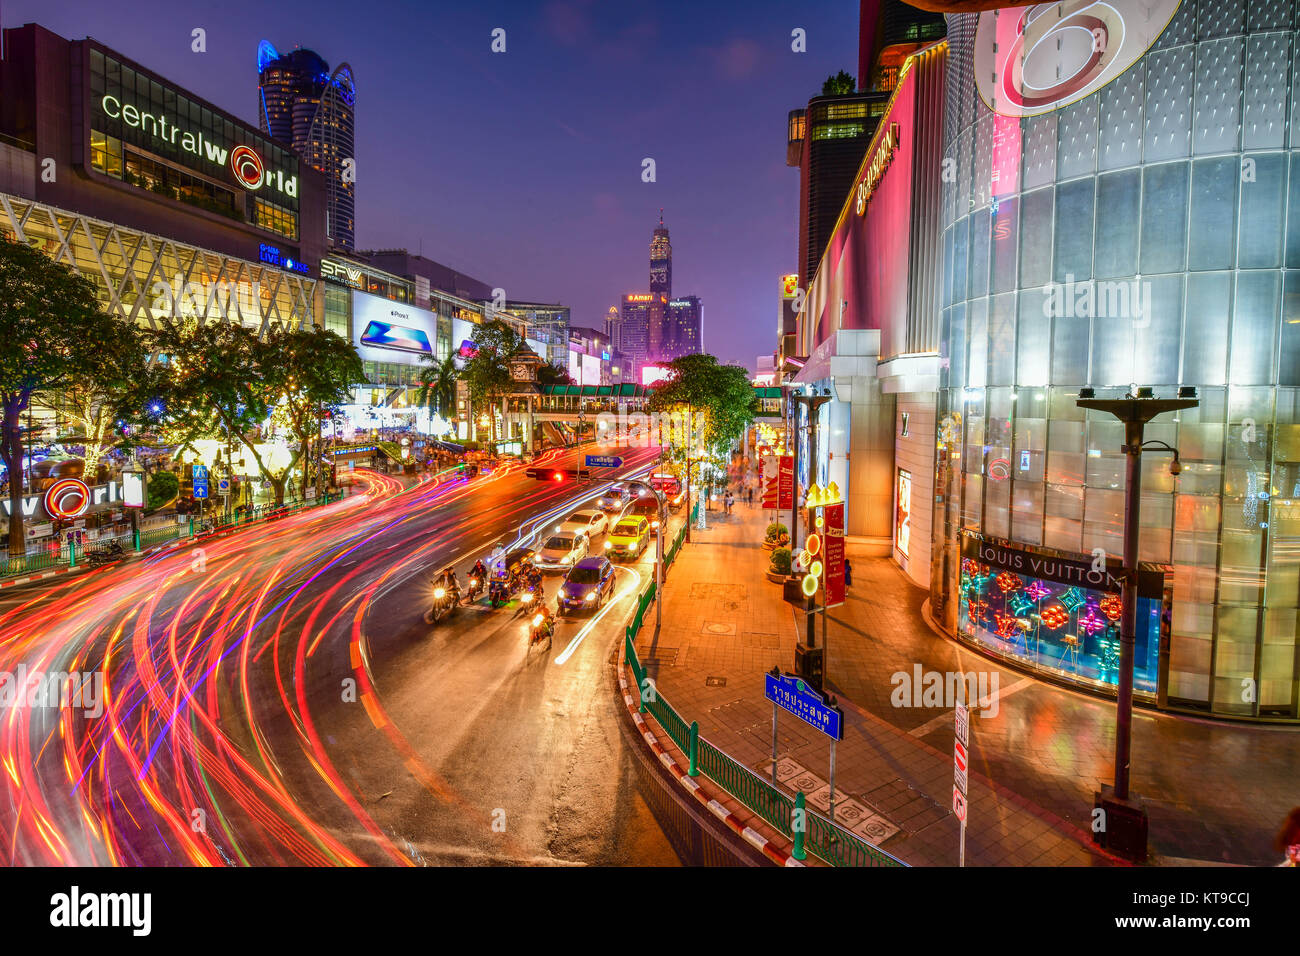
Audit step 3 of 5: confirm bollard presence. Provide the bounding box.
[69,540,77,569]
[133,529,141,552]
[189,517,195,538]
[793,792,807,861]
[688,721,699,777]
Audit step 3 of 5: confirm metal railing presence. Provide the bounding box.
[2,491,344,580]
[623,632,906,868]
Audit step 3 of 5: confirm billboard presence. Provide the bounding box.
[823,501,845,608]
[641,364,672,387]
[896,469,912,558]
[353,291,437,365]
[762,455,794,511]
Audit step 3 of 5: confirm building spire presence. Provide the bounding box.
[659,208,664,227]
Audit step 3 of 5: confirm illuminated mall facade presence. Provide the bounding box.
[790,2,1300,722]
[932,3,1300,721]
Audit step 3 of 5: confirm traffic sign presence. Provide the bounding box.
[217,476,231,495]
[764,671,843,740]
[953,785,968,823]
[192,464,209,500]
[585,454,624,469]
[955,700,969,748]
[954,738,969,795]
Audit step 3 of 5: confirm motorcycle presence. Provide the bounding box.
[526,610,553,653]
[464,575,484,604]
[86,539,125,567]
[488,575,513,608]
[427,581,460,624]
[514,580,543,618]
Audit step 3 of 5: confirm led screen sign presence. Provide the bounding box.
[352,291,438,366]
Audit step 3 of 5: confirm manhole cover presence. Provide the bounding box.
[703,622,736,636]
[705,676,728,687]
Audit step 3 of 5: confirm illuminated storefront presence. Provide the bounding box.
[934,2,1300,720]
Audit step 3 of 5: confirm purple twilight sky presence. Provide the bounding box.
[3,0,862,372]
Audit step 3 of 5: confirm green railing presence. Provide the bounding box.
[664,520,688,568]
[623,633,905,868]
[625,580,656,643]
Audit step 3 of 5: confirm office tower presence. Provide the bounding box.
[258,40,356,250]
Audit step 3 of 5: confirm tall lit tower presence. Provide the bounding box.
[649,210,672,296]
[258,40,356,250]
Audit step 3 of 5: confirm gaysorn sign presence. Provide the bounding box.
[960,531,1164,600]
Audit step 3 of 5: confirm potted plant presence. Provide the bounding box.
[766,546,792,583]
[763,522,789,551]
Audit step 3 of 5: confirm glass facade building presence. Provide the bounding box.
[933,2,1300,720]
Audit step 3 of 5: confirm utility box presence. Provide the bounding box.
[794,643,824,691]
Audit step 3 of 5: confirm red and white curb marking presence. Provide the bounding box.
[618,666,804,867]
[0,564,86,590]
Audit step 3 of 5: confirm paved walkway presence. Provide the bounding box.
[635,501,1299,866]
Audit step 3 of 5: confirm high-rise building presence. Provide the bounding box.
[258,41,356,250]
[665,296,703,359]
[650,210,672,295]
[787,1,944,290]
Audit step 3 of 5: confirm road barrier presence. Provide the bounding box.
[622,532,906,868]
[2,490,344,580]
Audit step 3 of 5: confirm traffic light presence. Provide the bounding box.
[525,467,592,481]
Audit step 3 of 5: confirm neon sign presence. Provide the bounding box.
[259,243,310,274]
[855,123,900,215]
[45,479,91,520]
[99,94,298,198]
[625,294,654,302]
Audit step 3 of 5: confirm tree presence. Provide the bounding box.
[458,320,526,443]
[647,354,755,530]
[267,326,364,498]
[537,361,574,387]
[416,353,459,417]
[821,70,856,96]
[30,318,149,481]
[0,236,136,557]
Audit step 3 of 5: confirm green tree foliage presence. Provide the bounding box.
[458,320,526,439]
[821,70,856,96]
[146,470,179,510]
[269,325,364,497]
[0,236,141,555]
[646,353,756,493]
[537,361,574,387]
[416,353,459,417]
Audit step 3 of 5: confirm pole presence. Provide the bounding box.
[829,738,837,826]
[1116,419,1144,801]
[771,700,779,787]
[805,408,818,650]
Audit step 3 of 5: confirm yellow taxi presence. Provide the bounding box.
[604,516,650,562]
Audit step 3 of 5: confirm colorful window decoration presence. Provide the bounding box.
[956,535,1162,696]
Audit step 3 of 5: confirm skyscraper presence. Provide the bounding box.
[258,41,356,250]
[650,210,672,296]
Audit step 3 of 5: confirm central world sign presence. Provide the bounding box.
[99,94,298,199]
[855,122,900,216]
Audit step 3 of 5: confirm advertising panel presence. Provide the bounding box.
[823,501,845,608]
[580,353,602,386]
[352,291,437,365]
[761,454,794,511]
[896,468,912,558]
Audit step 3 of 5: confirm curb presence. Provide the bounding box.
[0,563,88,590]
[617,661,805,867]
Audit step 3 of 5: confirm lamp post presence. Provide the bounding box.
[1075,385,1197,862]
[790,390,832,650]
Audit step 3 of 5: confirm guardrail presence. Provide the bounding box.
[2,490,344,580]
[624,618,904,867]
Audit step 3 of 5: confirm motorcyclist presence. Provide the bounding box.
[466,559,488,602]
[435,566,461,605]
[529,600,555,646]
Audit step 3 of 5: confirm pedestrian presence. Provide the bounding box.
[844,557,853,587]
[746,484,754,506]
[726,491,735,515]
[1276,807,1300,866]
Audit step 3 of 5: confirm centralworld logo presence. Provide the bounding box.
[230,145,265,190]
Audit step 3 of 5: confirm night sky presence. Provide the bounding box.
[4,0,861,371]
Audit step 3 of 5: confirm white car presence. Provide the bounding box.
[535,532,590,571]
[557,509,608,539]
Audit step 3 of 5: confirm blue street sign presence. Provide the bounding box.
[765,671,843,740]
[217,477,231,495]
[585,454,624,469]
[192,464,209,500]
[192,465,209,481]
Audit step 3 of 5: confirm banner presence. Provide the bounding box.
[761,454,794,510]
[823,502,845,608]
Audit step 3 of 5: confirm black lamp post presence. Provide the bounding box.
[789,388,832,688]
[1075,385,1197,861]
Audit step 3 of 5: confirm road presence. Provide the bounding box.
[0,444,684,866]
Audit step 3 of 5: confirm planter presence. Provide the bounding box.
[765,569,787,583]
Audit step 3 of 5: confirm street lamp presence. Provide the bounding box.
[1076,384,1198,862]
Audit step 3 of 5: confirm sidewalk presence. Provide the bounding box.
[637,502,1299,866]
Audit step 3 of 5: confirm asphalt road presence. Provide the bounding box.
[0,444,684,866]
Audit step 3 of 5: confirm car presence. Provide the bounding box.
[597,486,630,512]
[557,557,616,614]
[605,516,650,561]
[649,473,682,497]
[626,494,663,531]
[556,509,608,539]
[534,532,589,571]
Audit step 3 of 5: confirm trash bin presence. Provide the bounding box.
[794,643,824,691]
